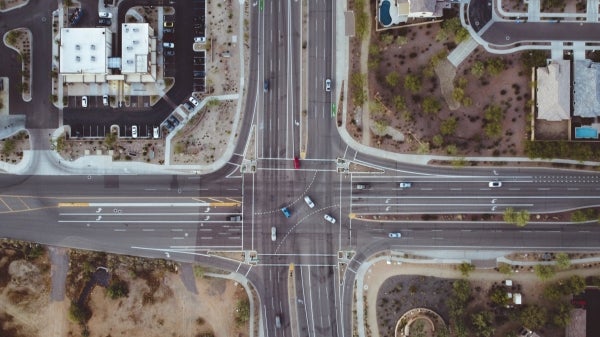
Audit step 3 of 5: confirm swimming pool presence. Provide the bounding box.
[379,0,392,27]
[575,126,599,139]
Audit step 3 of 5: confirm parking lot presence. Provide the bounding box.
[193,51,206,92]
[70,123,160,139]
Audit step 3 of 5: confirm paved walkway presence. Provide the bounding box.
[447,37,478,67]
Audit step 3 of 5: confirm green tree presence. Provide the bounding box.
[486,58,505,76]
[351,73,367,106]
[432,134,444,147]
[564,275,586,294]
[458,262,475,277]
[440,117,458,136]
[471,310,495,337]
[422,97,441,114]
[68,302,91,325]
[515,210,530,227]
[521,50,549,69]
[446,144,458,155]
[393,95,406,112]
[555,252,571,269]
[498,263,513,275]
[471,61,485,78]
[519,305,547,330]
[234,298,250,326]
[2,138,15,156]
[455,28,470,43]
[107,279,129,299]
[534,264,555,281]
[483,104,504,138]
[354,0,369,40]
[552,303,572,327]
[104,132,117,149]
[489,286,510,306]
[404,74,422,93]
[385,71,400,87]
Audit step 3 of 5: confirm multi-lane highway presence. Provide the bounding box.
[2,1,600,337]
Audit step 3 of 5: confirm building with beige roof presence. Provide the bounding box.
[536,60,570,121]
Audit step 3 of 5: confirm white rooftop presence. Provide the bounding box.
[574,60,600,118]
[536,60,570,121]
[59,28,110,74]
[121,23,150,74]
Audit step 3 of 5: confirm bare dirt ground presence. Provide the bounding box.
[0,242,249,337]
[366,259,600,337]
[347,5,537,158]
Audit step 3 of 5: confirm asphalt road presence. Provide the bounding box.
[3,2,600,337]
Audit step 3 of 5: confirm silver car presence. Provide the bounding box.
[271,226,277,241]
[304,196,315,208]
[324,214,336,224]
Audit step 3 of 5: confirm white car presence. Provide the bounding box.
[399,182,412,188]
[131,125,138,138]
[489,181,502,188]
[188,96,199,107]
[163,42,175,48]
[153,126,160,139]
[99,11,112,19]
[194,37,206,43]
[102,94,109,106]
[81,96,88,108]
[324,214,336,224]
[271,226,276,241]
[388,232,402,238]
[325,79,331,92]
[303,196,315,208]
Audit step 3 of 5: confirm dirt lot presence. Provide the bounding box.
[347,5,542,157]
[0,242,249,337]
[367,259,600,337]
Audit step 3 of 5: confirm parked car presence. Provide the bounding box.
[399,182,412,188]
[489,181,502,187]
[98,11,112,18]
[271,227,277,241]
[81,96,88,107]
[163,21,174,28]
[388,232,402,238]
[163,27,174,34]
[102,94,109,106]
[131,125,138,138]
[281,207,291,218]
[165,50,175,56]
[188,96,199,107]
[153,126,160,139]
[98,18,111,26]
[194,37,206,43]
[324,214,336,224]
[163,42,174,48]
[303,196,315,208]
[293,156,300,169]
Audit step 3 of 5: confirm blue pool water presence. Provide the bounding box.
[575,127,598,139]
[379,0,392,26]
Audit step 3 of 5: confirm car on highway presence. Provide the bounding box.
[264,80,269,92]
[399,182,412,188]
[98,18,111,26]
[355,183,370,190]
[293,156,300,169]
[131,125,138,138]
[163,21,174,28]
[489,181,502,187]
[81,96,88,107]
[388,232,402,238]
[324,214,336,224]
[325,78,331,92]
[271,226,277,241]
[281,207,291,218]
[227,215,242,221]
[98,11,112,18]
[275,315,281,328]
[102,94,109,106]
[303,196,315,208]
[189,96,199,107]
[163,42,175,48]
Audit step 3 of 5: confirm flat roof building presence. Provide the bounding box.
[59,28,112,83]
[121,23,157,82]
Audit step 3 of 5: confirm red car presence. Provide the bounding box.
[293,156,300,169]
